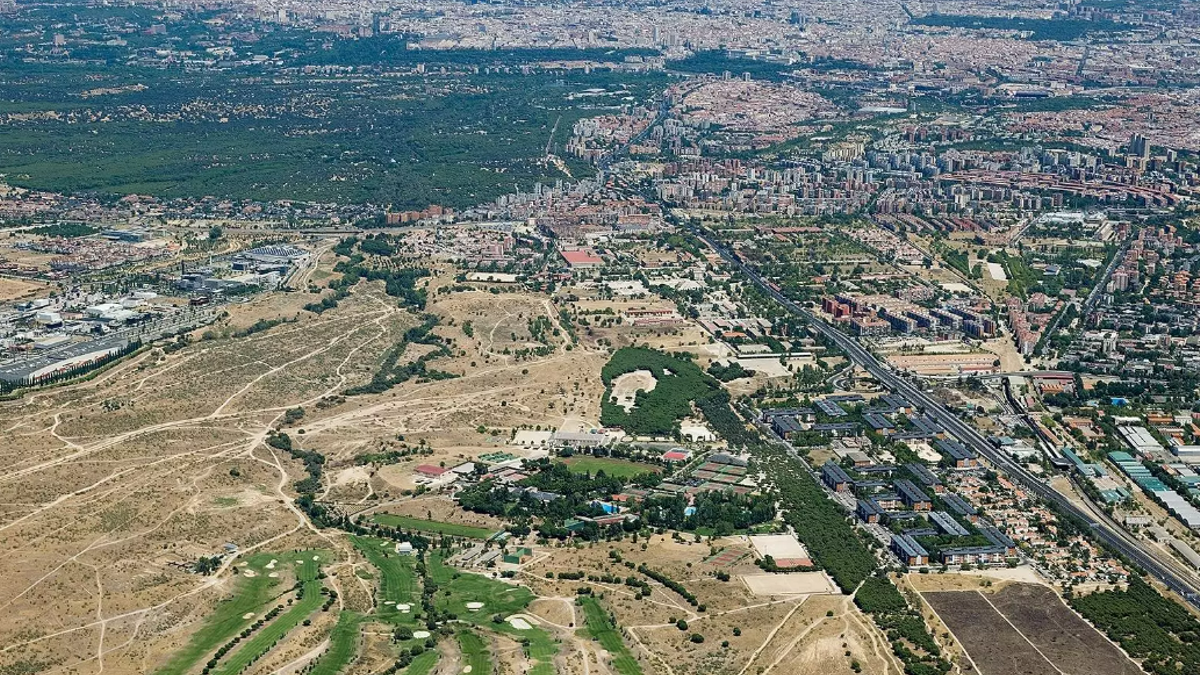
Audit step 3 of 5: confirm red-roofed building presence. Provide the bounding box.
[414,464,448,477]
[561,248,605,270]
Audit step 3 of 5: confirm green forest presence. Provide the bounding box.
[599,347,724,437]
[1071,576,1200,674]
[910,15,1131,41]
[0,6,667,209]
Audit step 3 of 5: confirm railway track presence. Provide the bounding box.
[688,223,1200,609]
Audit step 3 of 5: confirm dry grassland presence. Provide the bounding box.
[0,279,423,674]
[0,263,631,675]
[0,275,49,302]
[512,536,902,675]
[0,256,904,675]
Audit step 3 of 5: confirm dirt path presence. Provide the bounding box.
[432,631,462,675]
[270,638,331,675]
[0,279,592,672]
[0,297,406,659]
[733,597,808,675]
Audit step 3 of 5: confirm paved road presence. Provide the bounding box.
[0,309,216,385]
[1036,241,1127,356]
[596,98,670,171]
[687,222,1200,609]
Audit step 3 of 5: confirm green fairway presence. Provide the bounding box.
[309,611,363,675]
[373,514,495,539]
[427,553,536,619]
[490,622,559,675]
[351,536,421,623]
[559,456,661,478]
[154,553,286,675]
[211,554,328,675]
[581,597,643,675]
[456,631,492,675]
[404,650,439,675]
[425,552,559,673]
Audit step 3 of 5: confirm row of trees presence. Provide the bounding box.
[266,432,325,494]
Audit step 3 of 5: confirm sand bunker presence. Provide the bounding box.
[465,601,485,610]
[268,572,279,578]
[384,601,396,606]
[397,603,411,611]
[243,570,257,578]
[413,630,431,639]
[463,668,472,674]
[312,555,320,561]
[242,613,255,620]
[509,617,532,630]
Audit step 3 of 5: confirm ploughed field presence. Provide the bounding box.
[924,583,1139,675]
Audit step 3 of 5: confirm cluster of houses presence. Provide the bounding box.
[616,452,755,502]
[436,447,755,537]
[825,456,1022,562]
[764,393,982,469]
[820,458,1017,567]
[782,389,1021,570]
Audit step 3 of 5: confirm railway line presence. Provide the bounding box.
[689,224,1200,609]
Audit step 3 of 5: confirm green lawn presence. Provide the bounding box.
[211,554,328,675]
[490,622,558,675]
[154,553,285,675]
[559,456,660,479]
[427,553,535,619]
[456,631,492,675]
[404,650,439,675]
[351,536,421,624]
[424,553,558,673]
[373,514,495,539]
[317,543,558,675]
[309,611,363,675]
[580,597,643,675]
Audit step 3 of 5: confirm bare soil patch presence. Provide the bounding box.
[0,275,48,302]
[741,572,837,596]
[923,584,1137,675]
[610,369,656,412]
[986,583,1139,675]
[924,590,1052,675]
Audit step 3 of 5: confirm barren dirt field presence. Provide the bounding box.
[924,590,1050,675]
[0,263,623,675]
[0,283,408,673]
[985,584,1139,675]
[923,583,1139,675]
[0,275,49,302]
[518,536,902,675]
[0,247,906,675]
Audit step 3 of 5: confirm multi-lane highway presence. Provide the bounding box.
[689,224,1200,608]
